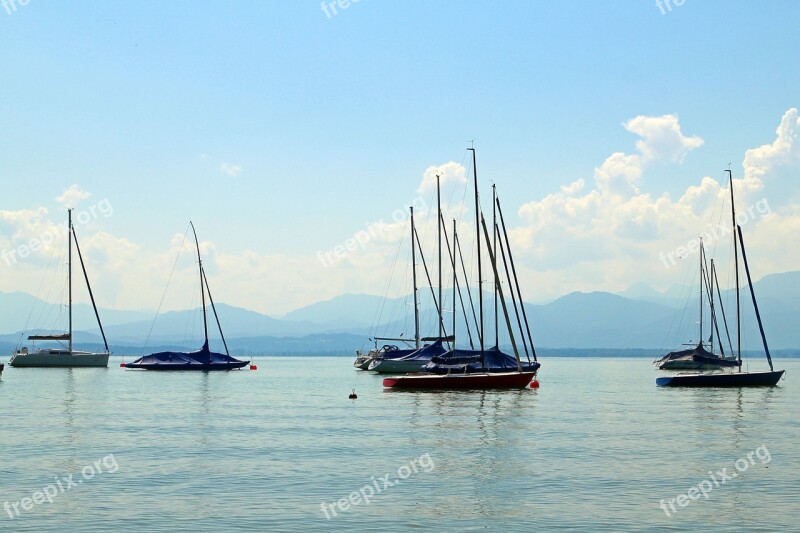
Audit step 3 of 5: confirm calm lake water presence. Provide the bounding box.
[0,356,797,532]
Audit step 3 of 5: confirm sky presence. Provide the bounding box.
[1,1,799,317]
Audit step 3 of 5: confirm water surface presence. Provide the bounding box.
[1,357,797,531]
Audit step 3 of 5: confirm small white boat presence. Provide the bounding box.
[10,347,109,368]
[10,209,110,368]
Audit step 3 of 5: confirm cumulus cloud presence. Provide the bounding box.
[509,109,800,300]
[417,161,467,193]
[625,114,704,163]
[56,184,91,207]
[220,163,243,177]
[3,112,798,316]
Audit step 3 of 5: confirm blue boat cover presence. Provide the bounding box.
[125,341,249,371]
[395,341,448,361]
[654,343,740,367]
[422,346,540,374]
[377,345,418,360]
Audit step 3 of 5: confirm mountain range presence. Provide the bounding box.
[1,271,798,356]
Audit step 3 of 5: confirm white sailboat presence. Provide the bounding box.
[9,209,110,368]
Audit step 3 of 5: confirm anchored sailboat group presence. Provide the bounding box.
[358,149,540,390]
[8,213,250,372]
[3,153,787,392]
[655,170,785,387]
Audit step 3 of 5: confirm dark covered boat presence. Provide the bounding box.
[124,222,249,372]
[656,171,784,388]
[654,343,741,370]
[125,341,248,371]
[421,346,540,374]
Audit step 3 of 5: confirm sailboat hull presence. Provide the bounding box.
[369,358,429,373]
[656,357,741,370]
[123,344,249,371]
[383,371,536,390]
[9,350,109,368]
[656,370,785,387]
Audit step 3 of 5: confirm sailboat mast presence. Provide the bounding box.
[709,258,715,353]
[492,184,498,347]
[737,225,774,372]
[410,207,420,349]
[452,219,457,348]
[72,227,109,352]
[469,147,484,357]
[437,174,443,340]
[190,222,209,346]
[481,215,521,371]
[728,170,741,365]
[68,208,73,352]
[699,240,703,347]
[497,196,537,361]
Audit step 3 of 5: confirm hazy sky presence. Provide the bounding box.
[2,1,799,316]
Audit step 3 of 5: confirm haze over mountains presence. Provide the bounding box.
[1,271,798,356]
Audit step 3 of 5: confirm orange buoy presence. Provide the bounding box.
[531,380,540,389]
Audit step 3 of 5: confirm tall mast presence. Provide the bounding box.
[190,221,209,346]
[72,227,109,352]
[469,147,484,357]
[452,219,457,348]
[497,196,537,361]
[68,208,73,352]
[709,258,715,353]
[737,225,774,372]
[481,215,521,371]
[437,174,443,340]
[492,184,498,348]
[410,206,420,349]
[699,240,703,347]
[727,169,741,366]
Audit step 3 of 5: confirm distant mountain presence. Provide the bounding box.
[0,290,150,332]
[524,291,677,349]
[98,303,318,342]
[748,271,800,304]
[282,293,395,329]
[2,270,798,353]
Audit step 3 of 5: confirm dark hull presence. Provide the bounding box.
[124,361,249,371]
[383,371,536,390]
[124,343,249,371]
[656,370,785,387]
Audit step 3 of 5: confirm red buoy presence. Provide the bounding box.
[531,380,540,389]
[120,363,126,368]
[249,364,257,370]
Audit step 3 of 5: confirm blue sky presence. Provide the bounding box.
[2,1,799,315]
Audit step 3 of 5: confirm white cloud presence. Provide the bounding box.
[56,184,91,207]
[417,161,467,193]
[220,163,243,177]
[2,112,798,316]
[510,109,800,300]
[625,114,704,163]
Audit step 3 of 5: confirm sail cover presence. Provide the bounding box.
[422,346,540,374]
[125,341,249,370]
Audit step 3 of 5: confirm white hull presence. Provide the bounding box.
[10,349,109,368]
[368,358,428,374]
